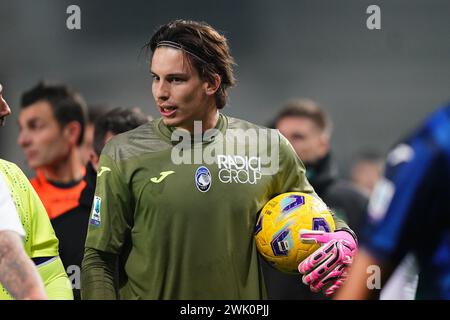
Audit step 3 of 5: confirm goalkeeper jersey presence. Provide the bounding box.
[0,159,61,299]
[84,113,349,299]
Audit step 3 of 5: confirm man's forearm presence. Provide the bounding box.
[81,247,118,299]
[0,230,47,300]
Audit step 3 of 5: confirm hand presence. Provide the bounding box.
[298,230,357,296]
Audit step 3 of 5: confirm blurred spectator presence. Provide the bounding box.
[17,81,87,299]
[351,149,384,197]
[336,103,450,300]
[350,151,419,300]
[261,98,368,300]
[91,107,150,170]
[80,106,111,166]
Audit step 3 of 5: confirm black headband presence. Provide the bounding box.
[156,41,209,65]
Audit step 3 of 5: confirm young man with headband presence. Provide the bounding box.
[82,20,357,299]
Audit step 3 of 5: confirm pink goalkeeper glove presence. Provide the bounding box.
[298,230,357,296]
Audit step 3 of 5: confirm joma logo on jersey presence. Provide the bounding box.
[150,171,175,183]
[97,166,111,177]
[217,155,262,184]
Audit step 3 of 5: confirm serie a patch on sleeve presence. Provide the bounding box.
[90,196,102,226]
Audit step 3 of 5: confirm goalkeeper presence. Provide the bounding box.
[0,84,73,300]
[82,20,357,299]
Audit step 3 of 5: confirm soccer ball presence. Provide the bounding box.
[254,192,335,273]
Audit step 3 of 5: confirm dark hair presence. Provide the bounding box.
[20,81,87,145]
[93,107,149,157]
[273,99,332,136]
[146,19,236,109]
[87,105,111,125]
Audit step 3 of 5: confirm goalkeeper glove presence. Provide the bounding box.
[298,229,357,296]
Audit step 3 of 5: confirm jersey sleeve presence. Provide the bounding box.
[84,152,132,254]
[81,247,118,299]
[37,256,73,300]
[0,173,25,237]
[361,138,440,264]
